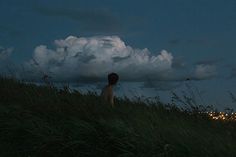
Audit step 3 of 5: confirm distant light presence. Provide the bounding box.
[207,111,236,121]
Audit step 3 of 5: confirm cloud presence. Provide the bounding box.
[0,46,13,60]
[0,46,14,76]
[35,7,121,33]
[229,68,236,78]
[172,57,186,69]
[23,35,219,84]
[192,64,218,80]
[141,80,182,91]
[24,35,175,82]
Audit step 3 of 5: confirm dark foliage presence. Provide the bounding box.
[0,77,236,157]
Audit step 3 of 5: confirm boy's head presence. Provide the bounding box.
[108,73,119,85]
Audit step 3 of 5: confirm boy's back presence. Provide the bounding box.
[101,85,114,106]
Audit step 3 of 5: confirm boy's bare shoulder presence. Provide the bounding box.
[103,85,112,91]
[101,85,111,93]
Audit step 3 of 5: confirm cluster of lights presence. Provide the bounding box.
[207,112,236,121]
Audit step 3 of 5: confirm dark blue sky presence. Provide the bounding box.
[1,0,236,109]
[1,0,236,61]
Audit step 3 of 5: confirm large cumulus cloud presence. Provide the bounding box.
[25,35,174,82]
[23,35,220,83]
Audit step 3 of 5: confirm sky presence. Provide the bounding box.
[0,0,236,109]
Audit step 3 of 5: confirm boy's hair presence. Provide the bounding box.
[108,73,119,85]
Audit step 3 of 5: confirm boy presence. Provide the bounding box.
[101,73,119,107]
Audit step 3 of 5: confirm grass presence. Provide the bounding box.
[0,77,236,157]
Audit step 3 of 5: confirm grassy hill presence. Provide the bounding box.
[0,77,236,157]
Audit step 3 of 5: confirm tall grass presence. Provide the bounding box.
[0,77,236,157]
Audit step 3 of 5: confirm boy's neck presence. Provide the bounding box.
[108,84,113,88]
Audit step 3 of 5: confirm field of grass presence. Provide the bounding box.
[0,77,236,157]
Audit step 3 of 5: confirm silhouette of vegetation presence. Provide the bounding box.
[229,91,236,104]
[0,77,236,157]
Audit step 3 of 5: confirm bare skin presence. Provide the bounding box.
[101,84,114,107]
